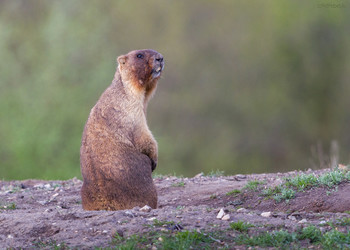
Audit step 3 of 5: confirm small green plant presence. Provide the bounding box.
[261,168,350,203]
[153,219,175,227]
[161,231,214,249]
[322,229,350,249]
[335,217,350,226]
[273,188,295,202]
[244,180,265,191]
[210,194,217,199]
[297,225,322,243]
[285,173,318,190]
[111,233,148,249]
[318,170,345,187]
[230,221,254,232]
[152,172,166,179]
[171,181,185,187]
[235,229,296,248]
[226,189,241,196]
[33,240,69,249]
[206,169,225,177]
[111,230,214,249]
[0,202,16,210]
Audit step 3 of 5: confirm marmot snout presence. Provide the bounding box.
[80,49,164,211]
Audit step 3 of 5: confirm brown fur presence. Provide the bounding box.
[80,49,164,210]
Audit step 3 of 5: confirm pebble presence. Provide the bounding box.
[194,173,204,178]
[235,174,246,179]
[298,219,308,224]
[261,212,272,218]
[124,211,135,217]
[146,217,157,221]
[221,214,230,221]
[34,184,44,189]
[236,208,248,213]
[319,220,327,225]
[288,215,297,221]
[37,200,47,205]
[140,205,152,212]
[216,209,225,219]
[49,193,59,202]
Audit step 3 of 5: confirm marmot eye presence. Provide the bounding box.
[137,54,144,59]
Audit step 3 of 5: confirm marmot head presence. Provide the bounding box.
[117,49,164,94]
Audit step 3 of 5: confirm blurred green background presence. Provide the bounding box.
[1,0,349,180]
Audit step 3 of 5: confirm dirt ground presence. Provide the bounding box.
[0,168,349,249]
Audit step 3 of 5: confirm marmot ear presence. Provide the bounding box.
[117,55,126,65]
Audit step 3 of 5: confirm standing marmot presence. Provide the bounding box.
[80,49,164,211]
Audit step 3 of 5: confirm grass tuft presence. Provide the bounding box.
[226,189,241,196]
[206,169,225,177]
[230,221,255,232]
[244,180,265,191]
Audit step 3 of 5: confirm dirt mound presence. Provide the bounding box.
[0,169,349,249]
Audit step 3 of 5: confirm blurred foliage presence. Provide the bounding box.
[0,0,349,180]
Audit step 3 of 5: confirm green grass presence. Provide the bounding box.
[0,202,16,210]
[226,189,241,196]
[235,227,350,248]
[243,180,265,191]
[107,223,350,249]
[205,169,225,177]
[273,188,295,202]
[261,168,350,202]
[33,240,69,250]
[297,225,322,243]
[235,229,296,248]
[110,230,215,250]
[171,181,185,187]
[285,168,349,190]
[153,219,176,227]
[230,221,255,232]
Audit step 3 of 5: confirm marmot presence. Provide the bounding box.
[80,49,164,211]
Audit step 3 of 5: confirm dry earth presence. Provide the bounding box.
[0,168,349,249]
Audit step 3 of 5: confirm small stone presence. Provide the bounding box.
[158,237,163,242]
[34,184,44,189]
[261,212,272,218]
[222,214,230,221]
[194,173,204,178]
[298,219,308,224]
[235,174,246,179]
[217,209,225,219]
[44,183,51,189]
[140,205,152,212]
[236,208,248,213]
[37,200,47,205]
[124,211,134,217]
[151,246,157,250]
[49,193,59,202]
[7,235,13,239]
[288,215,297,221]
[147,217,157,221]
[319,220,327,225]
[44,208,53,213]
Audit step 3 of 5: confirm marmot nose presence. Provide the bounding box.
[155,55,163,63]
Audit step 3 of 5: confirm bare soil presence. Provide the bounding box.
[0,168,349,249]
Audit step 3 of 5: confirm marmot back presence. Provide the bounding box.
[80,49,164,211]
